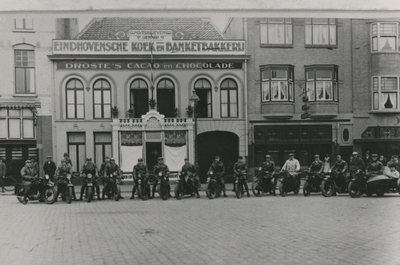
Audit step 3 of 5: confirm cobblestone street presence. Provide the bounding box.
[1,186,400,265]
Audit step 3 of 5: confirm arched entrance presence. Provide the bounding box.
[198,131,239,183]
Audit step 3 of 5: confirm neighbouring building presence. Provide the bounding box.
[48,17,248,182]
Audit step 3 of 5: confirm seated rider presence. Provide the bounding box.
[99,156,110,187]
[308,155,324,178]
[152,157,172,199]
[207,155,227,197]
[281,153,301,185]
[130,158,149,199]
[54,160,77,201]
[366,154,383,178]
[181,158,200,198]
[103,158,124,199]
[349,152,366,178]
[79,158,101,201]
[330,155,348,175]
[233,156,250,197]
[385,164,400,179]
[20,160,38,205]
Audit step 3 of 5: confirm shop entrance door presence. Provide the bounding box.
[146,142,162,172]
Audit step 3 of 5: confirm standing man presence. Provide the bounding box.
[181,158,200,198]
[349,152,366,177]
[43,156,57,181]
[208,155,227,197]
[281,153,301,185]
[152,157,171,199]
[31,157,39,176]
[130,158,149,199]
[0,157,6,193]
[63,153,72,168]
[363,151,372,166]
[233,156,250,197]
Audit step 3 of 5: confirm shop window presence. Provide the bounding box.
[372,76,399,111]
[67,132,86,172]
[220,79,238,118]
[93,79,111,119]
[305,66,338,101]
[305,18,337,47]
[94,132,112,165]
[66,78,84,119]
[15,50,35,94]
[261,65,294,102]
[15,18,33,30]
[194,78,212,118]
[157,78,175,117]
[371,22,398,52]
[0,108,34,139]
[260,18,293,46]
[130,79,149,118]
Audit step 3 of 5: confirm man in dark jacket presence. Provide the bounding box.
[366,154,384,177]
[233,156,250,197]
[180,158,200,198]
[79,158,101,200]
[130,158,149,199]
[43,156,56,181]
[152,157,171,199]
[208,155,227,197]
[349,152,366,177]
[0,157,6,192]
[20,160,38,205]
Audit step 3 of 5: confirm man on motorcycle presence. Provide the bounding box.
[79,158,101,201]
[152,157,172,199]
[366,154,384,178]
[387,155,399,171]
[233,156,250,197]
[99,156,110,187]
[20,160,38,205]
[130,158,149,199]
[330,155,348,174]
[308,155,324,176]
[349,152,366,178]
[181,158,200,198]
[281,153,301,186]
[103,158,124,199]
[54,160,77,201]
[207,155,227,197]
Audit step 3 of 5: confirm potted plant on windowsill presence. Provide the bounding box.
[127,108,135,118]
[112,106,119,118]
[149,99,156,109]
[186,105,193,117]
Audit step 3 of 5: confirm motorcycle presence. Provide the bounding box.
[175,171,196,200]
[348,170,368,198]
[205,171,224,199]
[103,171,122,201]
[55,173,75,204]
[251,168,277,197]
[278,170,300,197]
[303,171,323,197]
[320,170,349,197]
[364,173,400,197]
[234,170,248,199]
[156,171,170,200]
[137,173,150,201]
[15,174,56,204]
[81,173,98,202]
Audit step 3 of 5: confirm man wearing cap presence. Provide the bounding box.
[104,158,124,199]
[130,158,149,199]
[180,158,200,198]
[366,154,384,178]
[259,155,277,192]
[0,157,7,193]
[99,156,110,186]
[63,153,72,168]
[54,160,77,202]
[349,152,366,177]
[308,155,324,175]
[208,155,227,197]
[30,157,39,176]
[152,157,171,198]
[233,156,250,197]
[79,158,101,201]
[281,153,301,185]
[43,156,56,181]
[20,160,38,205]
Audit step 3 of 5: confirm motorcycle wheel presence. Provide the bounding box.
[235,180,242,199]
[270,183,277,196]
[397,182,400,194]
[321,180,334,197]
[114,186,121,201]
[175,183,184,200]
[87,186,93,203]
[279,183,287,197]
[15,185,25,204]
[138,185,148,201]
[251,180,264,197]
[66,187,73,204]
[348,181,362,198]
[42,186,56,204]
[206,183,216,199]
[303,181,310,197]
[293,182,300,194]
[159,184,169,200]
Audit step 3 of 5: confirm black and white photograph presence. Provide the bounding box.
[0,0,400,264]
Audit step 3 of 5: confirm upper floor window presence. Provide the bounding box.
[220,79,238,118]
[305,66,338,102]
[371,22,399,52]
[130,79,149,118]
[66,79,84,119]
[0,108,35,139]
[372,76,399,111]
[260,18,293,46]
[261,66,294,102]
[157,78,175,117]
[15,19,33,30]
[15,50,35,94]
[194,78,212,118]
[93,79,111,119]
[305,18,337,47]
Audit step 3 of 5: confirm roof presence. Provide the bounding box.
[76,17,225,40]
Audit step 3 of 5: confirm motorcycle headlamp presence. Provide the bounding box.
[45,174,49,180]
[259,167,262,171]
[88,174,92,179]
[210,171,213,175]
[158,172,162,177]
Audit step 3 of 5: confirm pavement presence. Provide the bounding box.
[1,183,400,265]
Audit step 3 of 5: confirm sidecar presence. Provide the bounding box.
[366,175,400,197]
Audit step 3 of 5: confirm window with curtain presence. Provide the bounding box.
[220,79,238,118]
[157,78,175,117]
[130,78,149,118]
[67,132,86,172]
[0,108,34,139]
[194,78,212,118]
[15,50,35,94]
[372,76,399,111]
[371,22,398,52]
[94,132,112,165]
[305,18,337,46]
[260,18,292,46]
[305,66,338,102]
[93,79,111,119]
[261,66,294,102]
[66,78,84,119]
